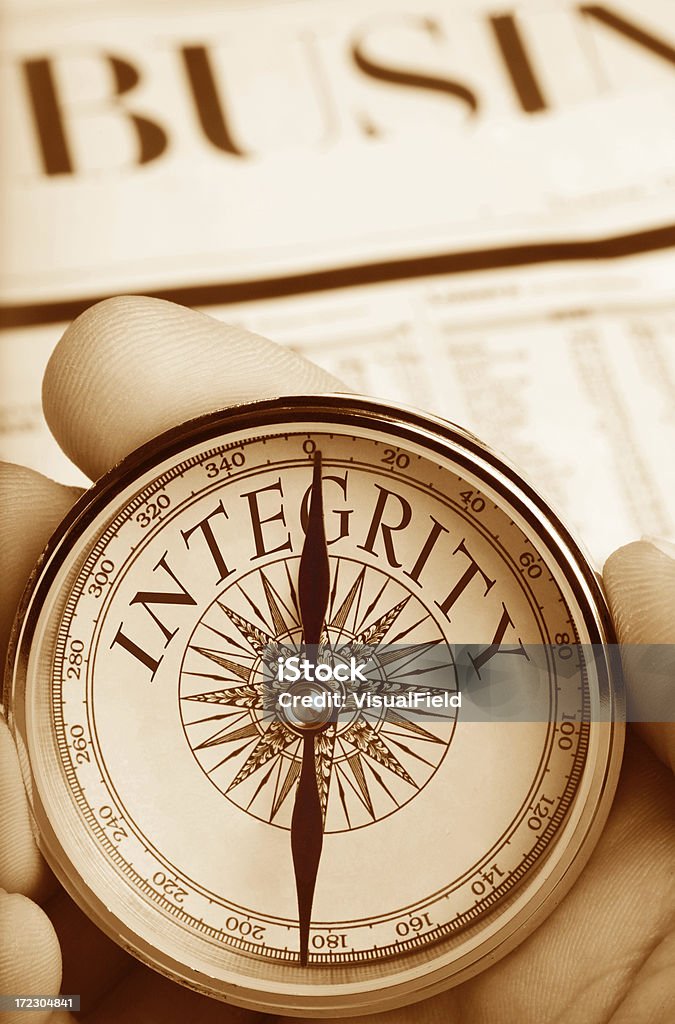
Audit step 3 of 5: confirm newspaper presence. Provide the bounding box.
[1,0,674,563]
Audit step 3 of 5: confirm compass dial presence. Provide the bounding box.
[6,396,623,1016]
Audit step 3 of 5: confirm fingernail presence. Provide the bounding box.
[641,536,675,560]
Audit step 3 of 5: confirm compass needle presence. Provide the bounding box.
[298,450,330,649]
[291,732,324,966]
[289,450,331,965]
[5,396,623,1016]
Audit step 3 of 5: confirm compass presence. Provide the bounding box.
[4,394,623,1017]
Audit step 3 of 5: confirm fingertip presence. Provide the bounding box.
[603,539,675,645]
[603,539,675,772]
[43,297,343,481]
[0,891,62,1006]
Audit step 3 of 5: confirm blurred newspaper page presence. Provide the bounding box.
[1,0,674,562]
[223,254,675,563]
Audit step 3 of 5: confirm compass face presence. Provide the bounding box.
[7,396,623,1017]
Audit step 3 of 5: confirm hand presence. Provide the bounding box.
[0,298,673,1024]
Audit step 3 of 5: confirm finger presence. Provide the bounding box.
[0,464,82,901]
[43,296,343,481]
[0,463,82,670]
[603,539,675,772]
[0,891,61,1024]
[0,720,54,903]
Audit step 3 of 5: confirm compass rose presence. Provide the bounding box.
[179,557,458,833]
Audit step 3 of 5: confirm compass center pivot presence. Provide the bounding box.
[280,679,334,732]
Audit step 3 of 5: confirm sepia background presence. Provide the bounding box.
[1,0,674,562]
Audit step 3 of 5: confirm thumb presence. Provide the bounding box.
[603,538,675,773]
